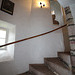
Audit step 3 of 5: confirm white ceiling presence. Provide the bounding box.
[57,0,75,7]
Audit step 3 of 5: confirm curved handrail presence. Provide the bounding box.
[0,24,67,48]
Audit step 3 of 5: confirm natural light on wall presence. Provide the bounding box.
[0,28,7,49]
[51,10,55,15]
[34,0,50,8]
[0,20,16,62]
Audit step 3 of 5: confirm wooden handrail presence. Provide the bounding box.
[0,24,67,48]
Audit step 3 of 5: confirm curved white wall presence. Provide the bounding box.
[0,0,64,75]
[57,0,75,7]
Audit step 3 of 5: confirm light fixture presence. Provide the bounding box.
[51,10,55,15]
[40,2,45,8]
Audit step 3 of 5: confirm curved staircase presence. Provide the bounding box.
[18,51,75,75]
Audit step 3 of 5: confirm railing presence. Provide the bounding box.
[0,24,67,48]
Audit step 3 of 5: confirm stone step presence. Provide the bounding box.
[29,64,55,75]
[18,71,32,75]
[71,56,75,67]
[58,52,71,68]
[44,57,72,75]
[72,66,75,75]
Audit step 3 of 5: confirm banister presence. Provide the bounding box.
[0,24,67,48]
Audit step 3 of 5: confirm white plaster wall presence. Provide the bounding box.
[0,0,64,75]
[57,0,75,7]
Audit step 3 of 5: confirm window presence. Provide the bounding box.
[0,27,7,50]
[0,20,15,62]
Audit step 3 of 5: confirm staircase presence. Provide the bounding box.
[18,51,75,75]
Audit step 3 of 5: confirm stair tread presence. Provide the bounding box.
[30,64,55,75]
[18,73,31,75]
[45,57,72,75]
[18,71,32,75]
[45,57,69,70]
[58,52,71,67]
[58,52,70,55]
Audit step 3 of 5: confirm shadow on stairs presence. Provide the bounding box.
[18,52,74,75]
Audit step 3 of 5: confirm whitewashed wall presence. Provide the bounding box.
[0,0,64,75]
[57,0,75,7]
